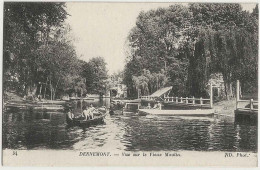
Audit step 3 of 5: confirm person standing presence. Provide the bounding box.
[66,108,75,124]
[82,106,90,120]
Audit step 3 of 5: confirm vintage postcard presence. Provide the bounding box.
[1,1,258,167]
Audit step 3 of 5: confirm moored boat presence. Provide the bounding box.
[109,109,123,115]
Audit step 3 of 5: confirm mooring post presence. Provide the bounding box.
[236,80,240,110]
[250,99,253,110]
[210,83,213,108]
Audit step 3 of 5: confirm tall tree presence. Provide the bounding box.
[4,2,68,97]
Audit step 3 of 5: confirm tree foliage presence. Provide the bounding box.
[3,2,109,99]
[124,3,258,99]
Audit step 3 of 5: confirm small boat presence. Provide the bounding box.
[66,112,106,127]
[109,109,123,115]
[109,102,123,115]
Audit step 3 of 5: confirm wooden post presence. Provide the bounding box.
[44,78,48,99]
[80,99,83,112]
[250,99,253,110]
[39,83,42,96]
[236,80,240,109]
[200,97,203,105]
[186,97,188,104]
[210,83,213,108]
[176,97,178,103]
[192,96,195,105]
[50,79,52,101]
[180,97,183,103]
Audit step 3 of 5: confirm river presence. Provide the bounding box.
[2,99,257,152]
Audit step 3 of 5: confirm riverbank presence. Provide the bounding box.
[3,91,24,103]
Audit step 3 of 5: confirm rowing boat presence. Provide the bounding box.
[66,112,106,127]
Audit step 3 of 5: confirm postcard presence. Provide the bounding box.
[2,1,258,167]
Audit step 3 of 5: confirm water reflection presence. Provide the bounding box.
[2,99,257,152]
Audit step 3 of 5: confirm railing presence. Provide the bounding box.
[164,96,212,108]
[236,99,258,112]
[140,96,157,100]
[235,80,258,113]
[140,83,213,108]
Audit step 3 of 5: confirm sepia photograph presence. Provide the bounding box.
[2,1,258,167]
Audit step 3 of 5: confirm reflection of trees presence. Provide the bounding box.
[3,110,70,149]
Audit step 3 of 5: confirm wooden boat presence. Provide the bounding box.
[138,109,215,116]
[109,109,123,115]
[109,102,123,115]
[66,112,106,127]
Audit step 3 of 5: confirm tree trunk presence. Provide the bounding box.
[50,79,52,101]
[44,78,48,99]
[53,78,60,100]
[223,73,233,100]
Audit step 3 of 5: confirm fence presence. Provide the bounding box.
[163,96,212,108]
[140,96,157,100]
[236,80,258,112]
[141,83,213,108]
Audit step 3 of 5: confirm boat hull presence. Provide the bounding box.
[66,114,106,127]
[138,109,215,116]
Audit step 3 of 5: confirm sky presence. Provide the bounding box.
[66,2,257,75]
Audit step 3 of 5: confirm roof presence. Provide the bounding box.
[150,86,172,97]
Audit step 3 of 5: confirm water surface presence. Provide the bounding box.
[2,99,257,152]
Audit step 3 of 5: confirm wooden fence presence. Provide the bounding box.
[236,80,258,113]
[141,83,213,108]
[163,96,212,108]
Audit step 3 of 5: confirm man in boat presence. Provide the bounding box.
[153,101,162,110]
[89,104,97,119]
[147,103,151,109]
[82,106,91,120]
[66,108,75,123]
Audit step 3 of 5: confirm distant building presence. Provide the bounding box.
[207,73,225,98]
[109,77,127,98]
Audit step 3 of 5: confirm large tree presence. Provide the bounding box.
[124,3,258,99]
[3,2,69,98]
[81,57,108,95]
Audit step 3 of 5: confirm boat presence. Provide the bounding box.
[109,101,124,115]
[138,109,215,116]
[109,109,123,115]
[66,112,106,127]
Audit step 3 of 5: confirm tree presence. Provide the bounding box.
[3,2,69,97]
[81,57,108,95]
[124,3,258,99]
